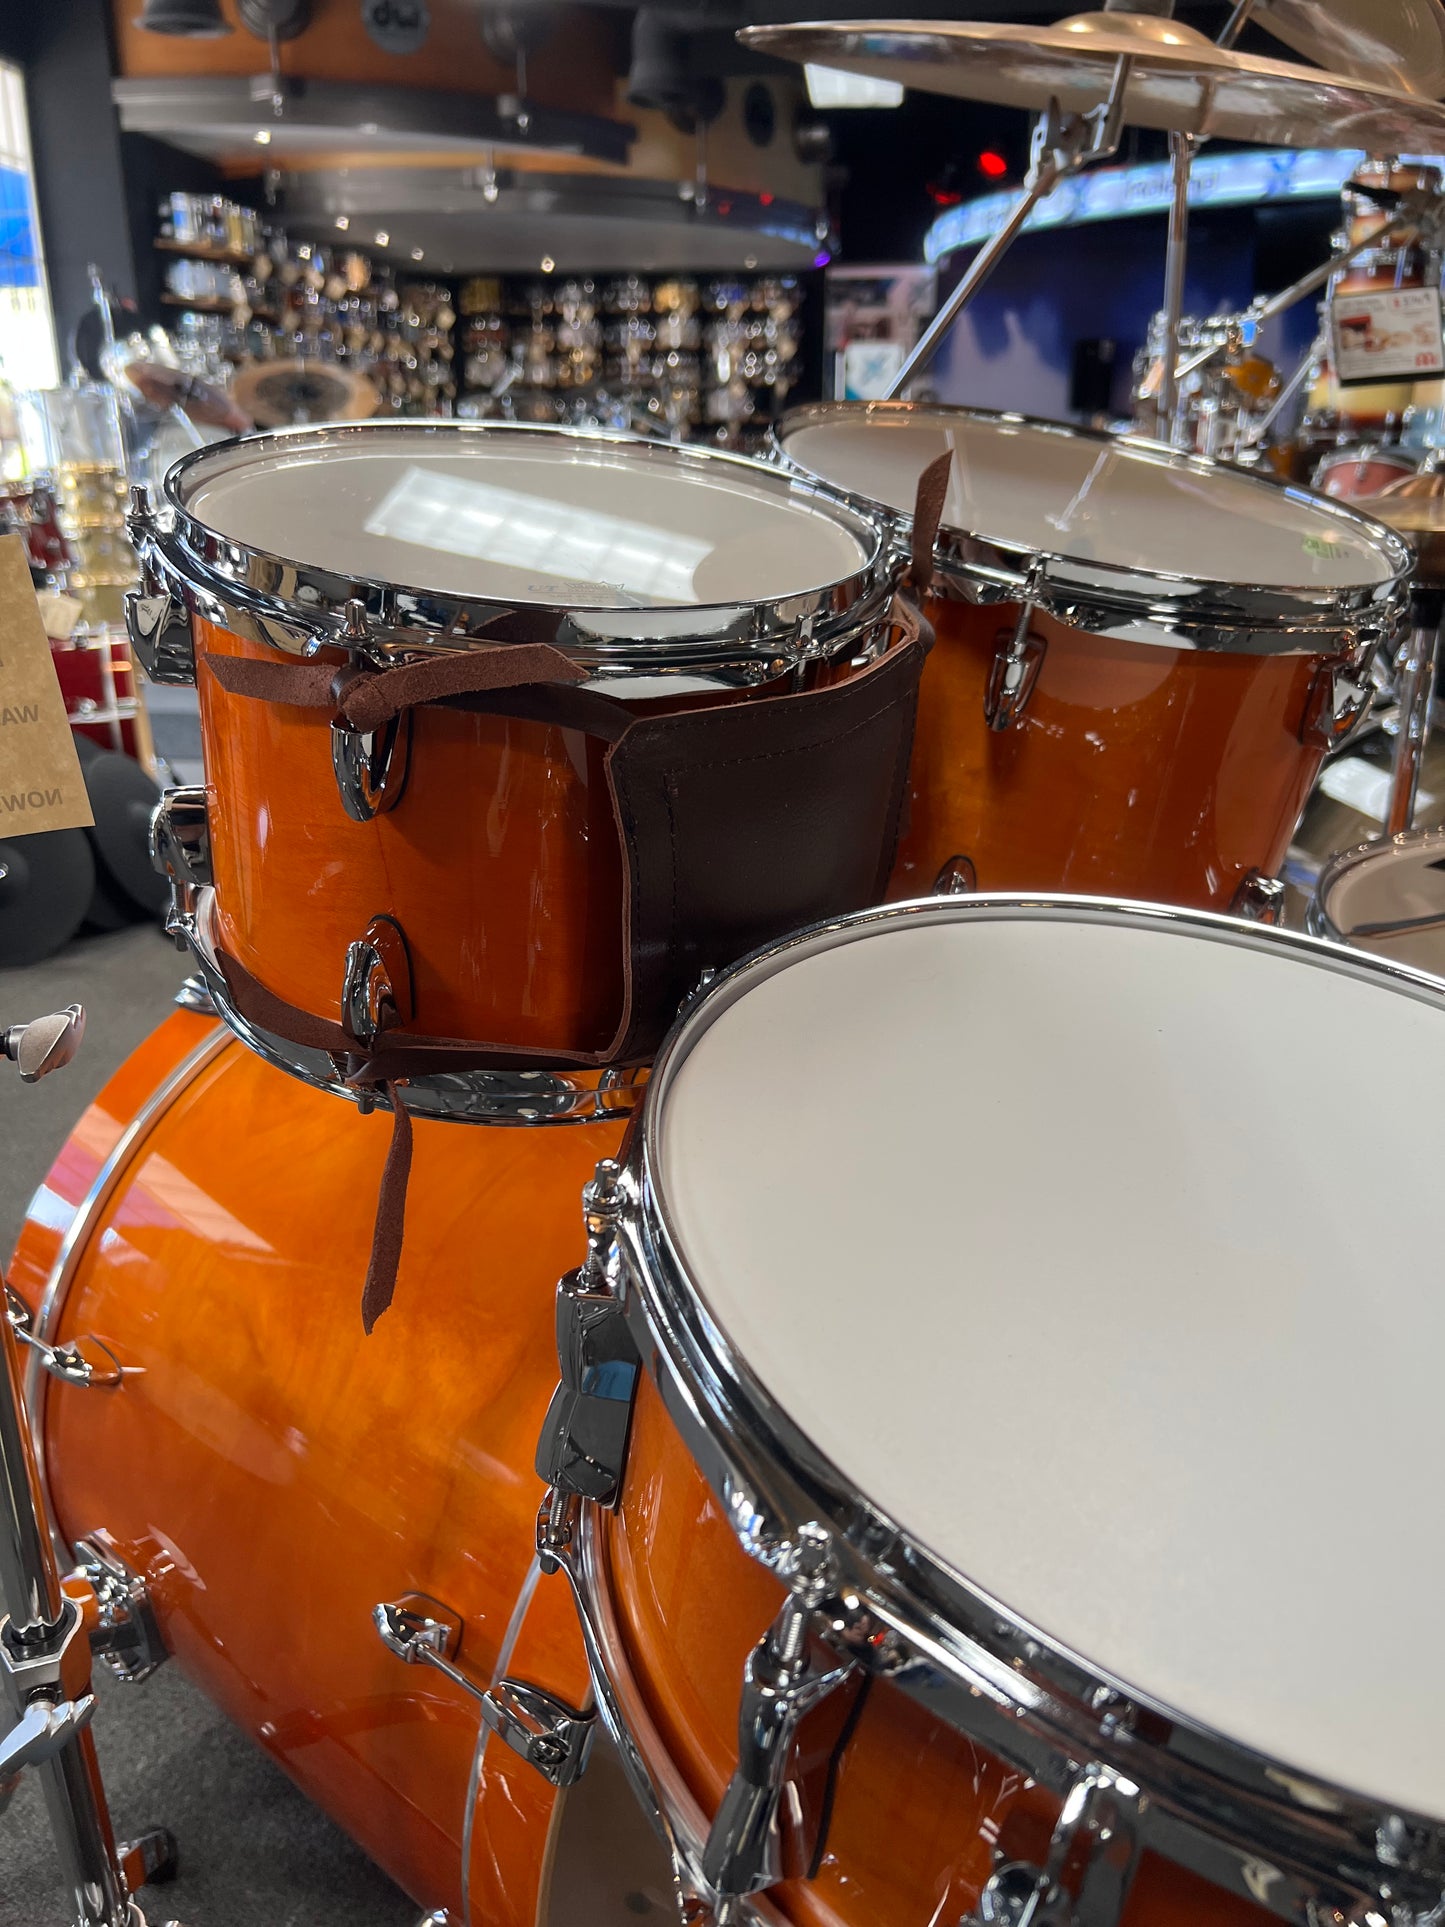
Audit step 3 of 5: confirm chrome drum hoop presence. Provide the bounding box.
[130,419,898,683]
[612,892,1445,1927]
[176,887,645,1128]
[771,400,1415,655]
[1310,827,1445,956]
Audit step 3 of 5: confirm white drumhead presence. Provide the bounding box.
[655,908,1445,1817]
[174,427,871,608]
[780,407,1395,590]
[1322,837,1445,976]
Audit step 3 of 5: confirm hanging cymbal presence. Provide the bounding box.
[231,359,379,429]
[738,12,1445,148]
[1252,0,1445,102]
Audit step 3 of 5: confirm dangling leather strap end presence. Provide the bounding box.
[360,1083,414,1334]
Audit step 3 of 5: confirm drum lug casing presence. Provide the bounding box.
[1229,871,1287,924]
[331,711,411,822]
[985,604,1048,731]
[1298,639,1380,751]
[960,1766,1143,1927]
[536,1160,640,1509]
[703,1522,855,1904]
[125,495,196,685]
[149,786,212,943]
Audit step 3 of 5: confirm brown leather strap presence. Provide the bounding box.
[909,451,953,598]
[204,637,587,730]
[361,1086,413,1334]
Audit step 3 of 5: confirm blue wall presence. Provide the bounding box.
[928,206,1329,422]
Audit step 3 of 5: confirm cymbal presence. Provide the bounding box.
[1252,0,1445,102]
[738,13,1445,148]
[124,359,252,433]
[230,359,379,429]
[1360,466,1445,577]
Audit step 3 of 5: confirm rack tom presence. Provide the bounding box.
[775,402,1410,913]
[127,423,913,1090]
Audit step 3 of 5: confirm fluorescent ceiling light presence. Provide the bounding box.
[804,64,904,109]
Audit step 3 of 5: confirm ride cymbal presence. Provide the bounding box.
[124,359,253,433]
[82,749,168,916]
[0,830,95,967]
[738,13,1445,148]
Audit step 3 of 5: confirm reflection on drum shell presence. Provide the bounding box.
[8,1017,624,1921]
[601,1371,1270,1927]
[891,596,1340,907]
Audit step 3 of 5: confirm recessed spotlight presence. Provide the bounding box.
[253,129,271,145]
[540,255,555,272]
[335,216,349,231]
[745,255,757,269]
[375,231,390,246]
[410,247,424,260]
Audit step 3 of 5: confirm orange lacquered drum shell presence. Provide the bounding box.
[196,615,628,1053]
[8,1017,621,1921]
[601,1372,1270,1927]
[891,596,1333,904]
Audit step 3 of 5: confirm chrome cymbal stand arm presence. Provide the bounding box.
[885,58,1132,399]
[1387,583,1444,836]
[1234,319,1325,451]
[0,1008,176,1927]
[1156,131,1195,443]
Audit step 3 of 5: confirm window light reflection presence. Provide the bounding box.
[364,466,713,605]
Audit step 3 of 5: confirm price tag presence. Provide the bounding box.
[0,533,93,837]
[1330,285,1445,387]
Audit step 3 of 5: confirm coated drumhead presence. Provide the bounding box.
[778,403,1397,590]
[652,904,1445,1818]
[171,424,873,609]
[1319,833,1445,974]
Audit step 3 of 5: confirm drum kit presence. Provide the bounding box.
[13,6,1445,1927]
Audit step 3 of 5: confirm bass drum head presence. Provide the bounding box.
[776,401,1402,599]
[647,899,1445,1823]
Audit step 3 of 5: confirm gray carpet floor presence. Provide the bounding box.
[0,924,415,1927]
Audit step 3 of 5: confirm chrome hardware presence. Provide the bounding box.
[331,599,410,820]
[536,1160,640,1507]
[374,1594,464,1671]
[124,587,196,685]
[702,1524,854,1905]
[1300,653,1377,751]
[965,1860,1072,1927]
[150,788,212,941]
[1230,872,1286,925]
[959,1769,1143,1927]
[0,1685,96,1781]
[174,975,217,1016]
[479,1677,596,1789]
[332,708,412,821]
[71,1535,168,1684]
[1,1005,85,1084]
[7,1311,122,1390]
[341,915,413,1049]
[934,854,978,895]
[985,606,1048,730]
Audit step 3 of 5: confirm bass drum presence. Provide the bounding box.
[7,1011,673,1925]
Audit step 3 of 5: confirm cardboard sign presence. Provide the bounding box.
[0,533,94,836]
[1331,285,1445,387]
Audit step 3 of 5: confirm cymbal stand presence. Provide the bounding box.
[884,56,1132,398]
[1387,579,1443,836]
[1155,131,1195,443]
[0,1004,181,1927]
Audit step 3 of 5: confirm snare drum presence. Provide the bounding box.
[776,403,1411,911]
[1312,827,1445,973]
[127,423,917,1094]
[537,894,1445,1927]
[1313,442,1420,501]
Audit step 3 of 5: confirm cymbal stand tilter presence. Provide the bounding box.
[884,53,1134,397]
[0,1000,184,1927]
